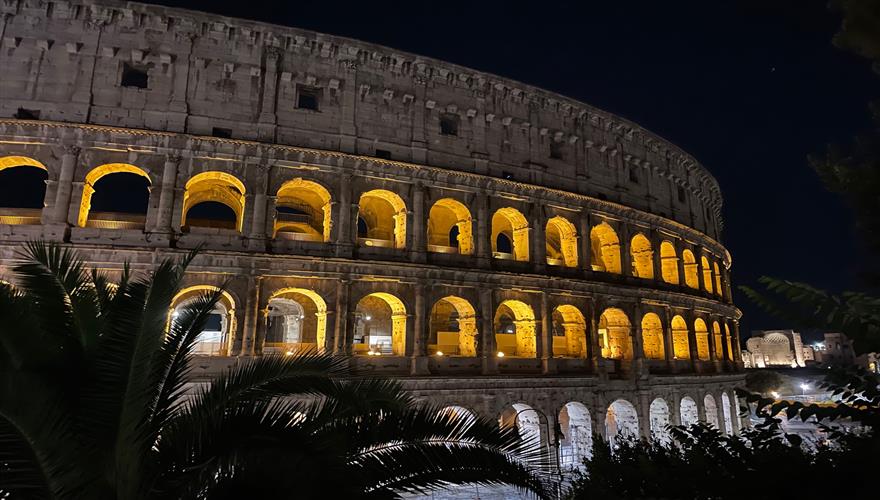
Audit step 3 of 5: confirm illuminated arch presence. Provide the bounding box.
[274,179,332,242]
[265,287,329,353]
[724,323,733,360]
[427,198,473,255]
[0,156,47,172]
[170,285,237,356]
[494,299,536,357]
[545,216,579,267]
[500,403,542,446]
[694,318,710,360]
[682,249,698,289]
[713,262,723,296]
[429,295,478,356]
[649,398,671,445]
[712,321,724,360]
[77,163,152,228]
[491,207,529,261]
[721,392,734,434]
[630,233,654,279]
[704,394,719,429]
[358,189,407,249]
[701,255,714,294]
[598,308,632,360]
[606,399,639,443]
[659,241,679,284]
[640,312,665,360]
[680,396,699,426]
[671,315,690,360]
[0,157,48,223]
[552,305,587,357]
[182,171,246,232]
[559,402,592,468]
[353,292,407,355]
[590,222,621,273]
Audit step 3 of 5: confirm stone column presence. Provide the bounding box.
[334,174,353,255]
[662,306,676,373]
[619,224,633,277]
[50,145,80,225]
[540,291,555,374]
[257,47,280,142]
[631,302,646,378]
[240,276,261,356]
[687,312,700,373]
[410,281,429,374]
[676,240,688,288]
[638,392,653,442]
[531,209,546,271]
[651,228,664,283]
[695,245,707,293]
[410,182,426,262]
[578,212,591,273]
[333,278,350,353]
[153,154,180,234]
[475,191,490,266]
[479,286,497,374]
[589,298,606,379]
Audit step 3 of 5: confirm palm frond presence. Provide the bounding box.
[0,412,49,499]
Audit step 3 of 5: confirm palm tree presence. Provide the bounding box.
[0,242,551,499]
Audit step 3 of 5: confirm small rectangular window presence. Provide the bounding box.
[677,186,686,203]
[440,113,459,136]
[550,142,564,160]
[14,108,40,120]
[297,86,320,111]
[120,63,148,89]
[375,149,392,160]
[212,127,232,139]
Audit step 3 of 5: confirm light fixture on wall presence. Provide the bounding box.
[496,351,505,358]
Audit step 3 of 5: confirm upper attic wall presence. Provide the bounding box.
[0,0,725,239]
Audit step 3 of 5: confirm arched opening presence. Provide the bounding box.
[671,315,690,360]
[491,207,529,261]
[590,222,621,273]
[640,312,665,360]
[427,198,473,255]
[0,156,47,225]
[649,398,671,445]
[598,308,632,360]
[265,288,328,354]
[712,321,723,360]
[439,405,476,424]
[353,292,406,355]
[701,255,714,294]
[630,233,654,279]
[358,189,407,249]
[552,305,587,357]
[605,399,639,443]
[181,171,246,232]
[428,296,478,356]
[724,323,734,361]
[78,164,151,229]
[499,403,542,446]
[659,241,679,284]
[694,318,710,360]
[682,249,698,289]
[559,402,592,468]
[494,300,536,357]
[170,285,236,356]
[721,392,733,435]
[545,216,579,267]
[713,262,724,296]
[679,396,699,426]
[704,394,719,429]
[274,179,332,242]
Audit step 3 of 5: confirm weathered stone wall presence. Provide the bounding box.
[0,0,723,239]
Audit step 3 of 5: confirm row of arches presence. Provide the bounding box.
[445,391,739,471]
[167,283,737,363]
[0,157,729,297]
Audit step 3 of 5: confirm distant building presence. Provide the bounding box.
[742,330,806,368]
[813,332,856,366]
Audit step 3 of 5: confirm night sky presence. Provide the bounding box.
[10,0,878,339]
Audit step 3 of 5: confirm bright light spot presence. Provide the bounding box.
[436,351,444,356]
[496,351,505,358]
[171,311,179,319]
[285,350,294,356]
[365,315,372,321]
[800,383,810,391]
[771,391,780,399]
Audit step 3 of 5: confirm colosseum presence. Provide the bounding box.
[0,0,744,468]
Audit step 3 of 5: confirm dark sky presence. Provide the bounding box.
[8,0,877,339]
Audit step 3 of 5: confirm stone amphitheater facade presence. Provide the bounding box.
[0,0,745,459]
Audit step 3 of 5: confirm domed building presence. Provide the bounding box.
[0,0,744,464]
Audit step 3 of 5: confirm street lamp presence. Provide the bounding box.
[800,383,810,396]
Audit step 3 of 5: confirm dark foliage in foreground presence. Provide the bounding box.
[0,242,551,499]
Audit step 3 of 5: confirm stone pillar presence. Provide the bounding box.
[687,312,700,373]
[50,145,80,225]
[531,209,546,271]
[333,278,350,353]
[670,394,682,426]
[240,276,261,356]
[257,47,280,142]
[410,282,429,374]
[153,154,180,234]
[334,174,353,255]
[540,291,555,374]
[479,286,497,374]
[695,246,707,293]
[733,320,743,367]
[410,183,426,262]
[578,212,591,272]
[475,191,490,266]
[619,224,633,277]
[638,392,653,442]
[662,306,676,373]
[631,302,646,378]
[651,228,664,283]
[676,240,688,288]
[588,298,606,379]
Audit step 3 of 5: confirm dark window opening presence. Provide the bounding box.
[297,86,320,111]
[90,173,150,214]
[677,186,686,203]
[502,171,514,181]
[357,217,368,238]
[375,149,392,160]
[550,142,564,160]
[186,201,237,230]
[440,114,459,136]
[496,233,512,254]
[203,313,223,331]
[0,166,47,209]
[212,127,232,139]
[14,108,40,120]
[120,63,148,89]
[276,205,309,216]
[448,225,460,248]
[629,169,639,183]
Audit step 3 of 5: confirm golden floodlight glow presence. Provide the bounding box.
[497,351,505,358]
